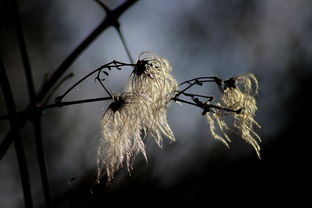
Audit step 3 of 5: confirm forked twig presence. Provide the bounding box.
[54,61,135,103]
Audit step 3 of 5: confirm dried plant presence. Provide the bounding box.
[97,53,178,182]
[50,53,261,183]
[206,73,261,158]
[129,53,178,104]
[97,93,146,183]
[0,1,263,206]
[128,53,178,146]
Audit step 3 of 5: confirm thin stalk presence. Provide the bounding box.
[95,77,113,98]
[55,62,135,103]
[175,81,198,97]
[182,92,214,100]
[42,97,113,109]
[12,0,35,101]
[179,76,220,86]
[172,97,240,114]
[13,0,52,206]
[172,97,199,107]
[115,27,134,63]
[55,63,114,102]
[0,53,33,208]
[40,72,74,106]
[33,115,52,207]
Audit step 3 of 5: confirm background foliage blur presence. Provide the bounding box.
[1,0,311,207]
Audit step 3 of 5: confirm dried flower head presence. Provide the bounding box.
[97,93,148,183]
[129,53,178,104]
[98,54,179,183]
[206,73,261,158]
[127,53,178,146]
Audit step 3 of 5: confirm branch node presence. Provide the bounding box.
[55,96,63,104]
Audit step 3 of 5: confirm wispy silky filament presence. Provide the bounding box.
[97,54,261,183]
[98,93,147,183]
[130,53,178,104]
[128,53,178,145]
[98,53,178,182]
[206,73,261,158]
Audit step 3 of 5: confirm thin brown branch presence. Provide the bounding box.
[42,97,113,110]
[172,97,199,107]
[172,96,240,115]
[181,92,214,101]
[40,72,74,106]
[115,26,134,63]
[178,76,221,86]
[55,62,135,103]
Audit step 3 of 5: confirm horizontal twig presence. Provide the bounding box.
[42,97,113,109]
[178,76,221,86]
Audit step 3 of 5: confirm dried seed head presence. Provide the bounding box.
[98,53,179,183]
[128,53,177,147]
[130,53,178,105]
[206,73,261,158]
[97,93,148,183]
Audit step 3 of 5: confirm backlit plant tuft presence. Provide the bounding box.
[57,53,261,183]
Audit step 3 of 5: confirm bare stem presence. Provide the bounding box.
[42,97,113,109]
[172,97,199,107]
[182,92,214,101]
[179,76,222,86]
[172,97,240,115]
[55,62,135,103]
[95,77,113,98]
[115,26,134,63]
[176,81,198,97]
[0,52,33,208]
[40,72,74,106]
[13,0,51,206]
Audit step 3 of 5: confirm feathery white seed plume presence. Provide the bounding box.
[206,73,261,158]
[128,53,178,146]
[98,53,178,182]
[97,93,148,183]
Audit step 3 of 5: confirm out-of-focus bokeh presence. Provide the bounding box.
[1,0,311,207]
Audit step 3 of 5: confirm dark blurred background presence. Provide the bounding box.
[1,0,311,207]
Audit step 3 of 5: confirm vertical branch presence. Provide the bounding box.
[94,0,134,63]
[115,26,134,63]
[0,54,33,208]
[33,115,52,207]
[12,0,35,101]
[12,0,52,207]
